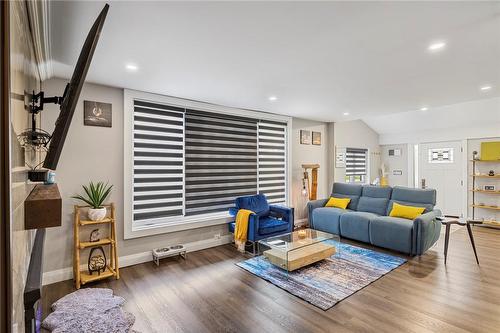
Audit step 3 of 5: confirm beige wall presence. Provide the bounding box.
[291,118,330,222]
[333,120,380,184]
[9,1,41,331]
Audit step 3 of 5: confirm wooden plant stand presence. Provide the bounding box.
[73,203,119,289]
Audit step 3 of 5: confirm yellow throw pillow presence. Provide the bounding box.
[325,197,351,209]
[389,203,425,220]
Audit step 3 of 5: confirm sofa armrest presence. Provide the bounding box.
[269,205,294,231]
[229,208,259,241]
[269,205,292,219]
[412,209,442,255]
[247,213,259,241]
[228,207,239,217]
[307,199,328,227]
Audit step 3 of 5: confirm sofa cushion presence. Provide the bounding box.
[258,217,289,235]
[370,216,414,254]
[340,211,379,243]
[235,194,270,217]
[325,197,351,209]
[357,197,389,216]
[362,185,393,199]
[357,185,392,215]
[312,207,350,235]
[331,183,363,210]
[387,186,436,215]
[387,200,434,215]
[389,202,426,220]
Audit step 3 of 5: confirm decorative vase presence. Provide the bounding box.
[88,207,107,221]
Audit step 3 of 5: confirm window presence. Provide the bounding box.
[428,148,453,163]
[125,91,290,238]
[184,110,258,216]
[258,120,287,204]
[133,100,184,223]
[345,148,368,183]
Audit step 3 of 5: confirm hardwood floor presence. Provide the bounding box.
[43,227,500,333]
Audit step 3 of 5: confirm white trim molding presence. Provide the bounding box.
[43,234,233,285]
[26,0,52,80]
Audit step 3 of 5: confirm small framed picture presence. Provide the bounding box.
[84,100,112,127]
[312,131,321,145]
[300,130,311,145]
[484,185,496,191]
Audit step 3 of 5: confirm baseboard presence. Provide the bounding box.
[42,234,233,286]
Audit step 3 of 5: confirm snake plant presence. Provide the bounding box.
[72,181,113,208]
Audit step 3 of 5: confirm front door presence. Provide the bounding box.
[419,141,463,216]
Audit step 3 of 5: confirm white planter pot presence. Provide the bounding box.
[88,207,107,221]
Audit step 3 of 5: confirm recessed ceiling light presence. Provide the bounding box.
[428,42,446,51]
[268,96,277,101]
[343,112,350,116]
[125,63,138,71]
[480,85,492,91]
[420,107,428,111]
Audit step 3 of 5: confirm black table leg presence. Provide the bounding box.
[466,223,480,265]
[444,223,451,265]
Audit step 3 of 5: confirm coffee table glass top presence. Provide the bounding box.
[258,228,338,252]
[258,229,339,272]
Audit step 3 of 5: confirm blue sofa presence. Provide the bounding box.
[308,183,441,256]
[228,194,294,252]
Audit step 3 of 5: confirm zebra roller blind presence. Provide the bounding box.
[131,97,288,228]
[258,120,287,204]
[345,148,368,176]
[184,110,258,216]
[133,100,184,223]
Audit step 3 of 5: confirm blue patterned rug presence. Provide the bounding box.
[236,240,406,310]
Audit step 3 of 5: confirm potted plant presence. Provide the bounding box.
[72,181,113,221]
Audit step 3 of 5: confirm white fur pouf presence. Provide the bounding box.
[42,288,136,332]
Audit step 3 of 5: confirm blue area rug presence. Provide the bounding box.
[236,240,406,310]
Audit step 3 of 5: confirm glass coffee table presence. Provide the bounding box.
[258,229,339,272]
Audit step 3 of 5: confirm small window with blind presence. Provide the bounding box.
[124,91,290,237]
[345,148,368,183]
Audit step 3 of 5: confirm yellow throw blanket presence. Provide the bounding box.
[234,209,254,252]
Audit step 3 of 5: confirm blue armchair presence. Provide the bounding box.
[228,194,294,252]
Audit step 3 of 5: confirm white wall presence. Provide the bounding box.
[380,144,412,187]
[364,97,500,145]
[291,118,330,222]
[333,120,380,183]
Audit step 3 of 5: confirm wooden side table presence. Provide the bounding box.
[441,216,482,265]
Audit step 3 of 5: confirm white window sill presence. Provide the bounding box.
[124,212,234,239]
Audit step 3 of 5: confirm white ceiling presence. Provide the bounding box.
[49,1,500,122]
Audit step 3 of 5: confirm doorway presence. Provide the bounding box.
[418,141,464,216]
